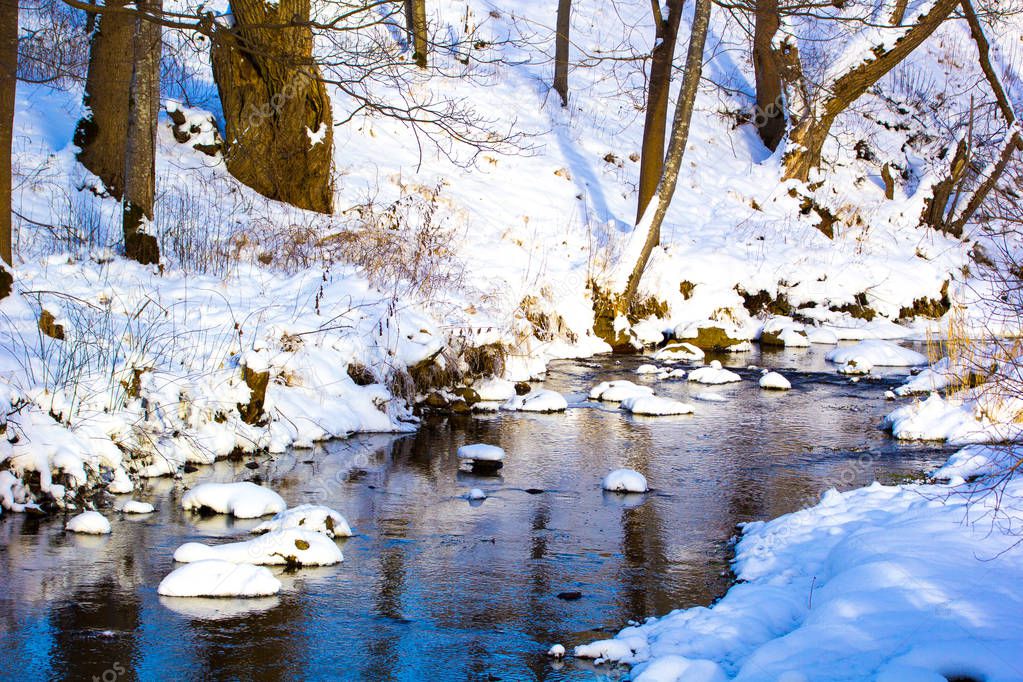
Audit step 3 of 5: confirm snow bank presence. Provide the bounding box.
[174,528,343,566]
[589,380,655,402]
[620,395,694,416]
[884,392,1023,444]
[158,560,281,597]
[181,482,287,519]
[688,361,741,385]
[251,504,352,538]
[825,340,927,367]
[65,511,111,535]
[578,473,1023,680]
[502,389,568,412]
[932,445,1018,483]
[601,469,649,493]
[759,371,791,390]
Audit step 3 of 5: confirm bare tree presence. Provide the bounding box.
[121,0,162,264]
[0,0,15,298]
[595,0,712,344]
[636,0,684,221]
[751,0,786,150]
[553,0,571,106]
[74,0,134,198]
[783,0,959,182]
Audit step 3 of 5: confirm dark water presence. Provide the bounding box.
[0,346,954,681]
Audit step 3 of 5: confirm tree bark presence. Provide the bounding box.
[783,0,958,182]
[211,0,334,214]
[74,0,134,199]
[553,0,571,106]
[619,0,712,315]
[752,0,786,151]
[635,0,684,222]
[121,0,162,265]
[0,0,16,298]
[407,0,427,69]
[889,0,909,25]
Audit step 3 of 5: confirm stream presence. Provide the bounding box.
[0,346,955,681]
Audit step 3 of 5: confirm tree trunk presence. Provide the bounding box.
[635,0,684,222]
[783,0,958,182]
[407,0,427,69]
[0,0,16,298]
[752,0,786,151]
[74,0,134,199]
[553,0,571,106]
[121,0,162,265]
[889,0,910,25]
[211,0,334,214]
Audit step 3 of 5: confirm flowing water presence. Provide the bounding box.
[0,346,954,681]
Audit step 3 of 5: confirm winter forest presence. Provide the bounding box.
[1,0,1023,679]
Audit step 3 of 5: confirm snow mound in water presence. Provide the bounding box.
[688,361,741,385]
[806,327,839,345]
[158,560,281,597]
[467,488,486,501]
[181,482,286,519]
[653,342,705,362]
[121,500,155,514]
[66,511,111,534]
[825,340,926,367]
[502,389,567,412]
[589,380,655,402]
[693,392,727,402]
[473,377,517,402]
[635,364,661,375]
[174,528,343,566]
[457,443,506,462]
[602,469,648,493]
[620,395,694,416]
[759,371,791,390]
[251,504,352,538]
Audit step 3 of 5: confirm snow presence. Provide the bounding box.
[579,467,1023,681]
[158,560,282,598]
[473,377,517,402]
[601,469,649,493]
[688,361,742,385]
[173,528,343,566]
[883,392,1023,444]
[181,482,287,519]
[456,443,506,462]
[895,356,955,395]
[826,340,928,367]
[620,395,695,416]
[805,327,839,345]
[467,488,487,501]
[502,389,568,413]
[931,445,1017,483]
[65,511,111,535]
[759,371,791,390]
[693,392,727,403]
[653,342,705,362]
[636,364,661,375]
[588,380,655,402]
[121,500,155,514]
[547,644,566,659]
[250,504,352,538]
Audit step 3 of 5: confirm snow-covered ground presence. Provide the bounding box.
[577,446,1023,682]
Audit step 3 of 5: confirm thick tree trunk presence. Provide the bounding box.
[782,0,958,182]
[752,0,786,151]
[74,0,134,199]
[635,0,683,222]
[407,0,427,69]
[121,0,162,265]
[211,0,334,214]
[0,0,16,298]
[553,0,571,106]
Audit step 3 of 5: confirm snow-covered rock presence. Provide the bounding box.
[601,469,649,493]
[635,364,661,375]
[673,320,751,352]
[473,377,517,402]
[467,488,487,501]
[158,560,281,597]
[174,528,343,566]
[692,392,727,402]
[759,371,791,390]
[251,504,352,538]
[652,342,705,362]
[547,644,566,659]
[181,482,287,519]
[805,327,839,345]
[457,443,506,462]
[588,380,655,402]
[688,361,741,385]
[825,340,927,367]
[121,500,155,514]
[502,389,568,412]
[759,318,809,348]
[620,395,694,416]
[66,511,111,535]
[838,358,873,375]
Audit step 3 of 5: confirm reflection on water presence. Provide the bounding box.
[0,347,953,680]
